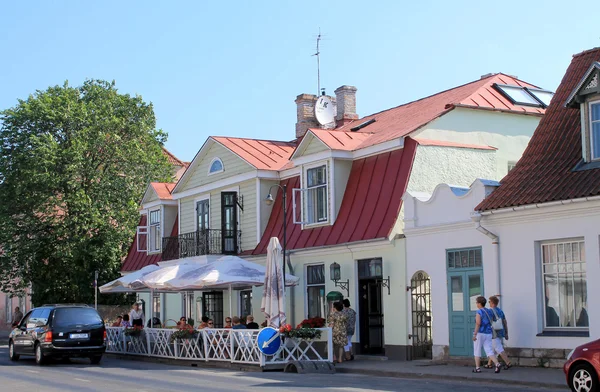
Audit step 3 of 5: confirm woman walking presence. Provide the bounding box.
[328,301,348,364]
[485,296,513,370]
[473,296,501,374]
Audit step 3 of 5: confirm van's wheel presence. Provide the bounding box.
[8,341,19,361]
[89,355,102,365]
[35,344,46,365]
[571,363,598,392]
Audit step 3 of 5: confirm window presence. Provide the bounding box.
[239,290,252,318]
[541,239,587,329]
[306,264,326,318]
[5,296,12,324]
[447,248,482,269]
[182,291,193,319]
[28,308,52,328]
[306,165,328,224]
[153,292,162,320]
[507,161,517,172]
[149,209,161,252]
[494,84,554,108]
[208,158,224,175]
[590,101,600,160]
[53,308,101,327]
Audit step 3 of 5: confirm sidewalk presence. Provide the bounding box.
[335,359,567,389]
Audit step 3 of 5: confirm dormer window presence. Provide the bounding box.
[293,162,329,226]
[208,158,224,175]
[591,101,600,160]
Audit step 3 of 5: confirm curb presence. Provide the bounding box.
[334,367,566,390]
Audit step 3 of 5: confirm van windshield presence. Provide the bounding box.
[53,308,103,327]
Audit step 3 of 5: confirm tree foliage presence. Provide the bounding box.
[0,80,173,305]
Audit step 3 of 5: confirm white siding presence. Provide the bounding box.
[177,142,253,192]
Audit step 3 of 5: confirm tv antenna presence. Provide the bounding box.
[313,29,322,96]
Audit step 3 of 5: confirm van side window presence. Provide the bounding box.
[27,309,42,328]
[19,311,32,328]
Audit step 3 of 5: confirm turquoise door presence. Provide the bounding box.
[446,248,483,357]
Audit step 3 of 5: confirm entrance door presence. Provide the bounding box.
[202,291,224,328]
[221,192,238,254]
[196,199,210,255]
[359,280,384,354]
[447,268,483,357]
[410,271,432,359]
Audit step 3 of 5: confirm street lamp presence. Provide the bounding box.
[330,262,349,297]
[265,184,287,280]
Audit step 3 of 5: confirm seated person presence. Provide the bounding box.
[121,314,131,328]
[177,317,187,328]
[198,316,209,329]
[224,317,233,329]
[112,316,123,327]
[147,316,162,328]
[245,315,259,330]
[232,316,246,330]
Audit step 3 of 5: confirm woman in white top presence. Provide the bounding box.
[129,302,145,327]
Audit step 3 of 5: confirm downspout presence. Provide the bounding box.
[471,212,501,297]
[286,253,296,327]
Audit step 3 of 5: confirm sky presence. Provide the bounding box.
[1,1,598,162]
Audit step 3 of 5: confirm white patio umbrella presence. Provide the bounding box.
[148,255,299,318]
[261,237,286,328]
[139,262,202,290]
[99,264,161,293]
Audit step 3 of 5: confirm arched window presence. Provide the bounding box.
[208,158,224,175]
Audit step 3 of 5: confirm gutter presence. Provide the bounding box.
[479,195,600,216]
[471,212,501,297]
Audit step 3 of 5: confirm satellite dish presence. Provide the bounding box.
[315,96,335,126]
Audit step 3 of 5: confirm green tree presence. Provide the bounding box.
[0,80,172,305]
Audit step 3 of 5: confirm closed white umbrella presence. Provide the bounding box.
[261,237,286,328]
[99,264,160,293]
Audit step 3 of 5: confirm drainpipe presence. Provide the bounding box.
[471,212,501,297]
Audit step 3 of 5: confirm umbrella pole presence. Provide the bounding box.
[150,288,154,328]
[229,284,233,320]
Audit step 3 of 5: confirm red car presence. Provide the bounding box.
[564,339,600,392]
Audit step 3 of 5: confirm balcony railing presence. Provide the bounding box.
[161,229,242,261]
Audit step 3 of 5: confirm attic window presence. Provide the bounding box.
[494,84,553,108]
[591,101,600,160]
[208,158,224,175]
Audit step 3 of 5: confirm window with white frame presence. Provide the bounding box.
[149,209,161,252]
[541,239,588,329]
[306,165,328,224]
[208,158,224,175]
[306,264,326,318]
[590,101,600,160]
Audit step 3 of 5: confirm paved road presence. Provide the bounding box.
[0,346,567,391]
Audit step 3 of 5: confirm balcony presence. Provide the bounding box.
[161,229,242,261]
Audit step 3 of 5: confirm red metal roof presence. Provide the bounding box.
[333,74,545,150]
[150,182,176,200]
[252,138,418,254]
[121,215,178,272]
[415,138,497,150]
[307,129,373,151]
[477,48,600,211]
[211,136,296,170]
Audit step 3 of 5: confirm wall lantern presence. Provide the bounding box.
[330,262,349,297]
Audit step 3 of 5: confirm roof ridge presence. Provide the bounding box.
[572,47,600,58]
[338,75,494,124]
[211,135,296,145]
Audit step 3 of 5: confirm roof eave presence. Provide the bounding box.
[453,104,544,117]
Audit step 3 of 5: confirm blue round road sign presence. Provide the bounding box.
[257,327,281,356]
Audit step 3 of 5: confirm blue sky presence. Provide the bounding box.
[1,1,598,162]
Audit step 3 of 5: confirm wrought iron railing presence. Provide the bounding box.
[161,229,242,261]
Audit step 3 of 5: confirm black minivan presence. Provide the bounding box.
[8,304,106,365]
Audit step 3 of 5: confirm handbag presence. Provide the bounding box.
[482,308,498,339]
[490,308,504,331]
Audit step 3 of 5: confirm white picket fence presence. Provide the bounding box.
[105,327,333,367]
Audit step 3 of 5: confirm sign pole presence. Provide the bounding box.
[94,270,98,310]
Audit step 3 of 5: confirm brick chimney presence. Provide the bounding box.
[334,85,358,126]
[295,93,319,138]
